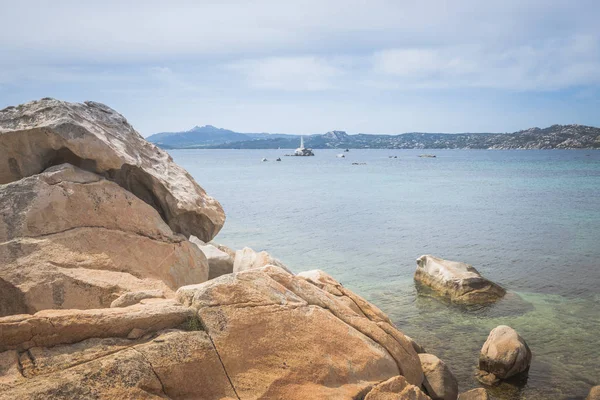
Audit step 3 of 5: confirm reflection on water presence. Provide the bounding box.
[171,149,600,399]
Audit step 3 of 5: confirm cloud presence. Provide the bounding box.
[371,36,600,91]
[227,56,342,91]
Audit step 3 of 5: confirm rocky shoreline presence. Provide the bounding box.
[0,99,597,399]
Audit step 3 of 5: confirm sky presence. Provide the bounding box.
[1,0,599,136]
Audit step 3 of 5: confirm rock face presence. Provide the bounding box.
[0,164,208,315]
[177,266,424,399]
[364,375,431,400]
[414,255,506,304]
[458,388,489,400]
[233,246,292,273]
[419,353,459,400]
[0,330,238,399]
[0,98,225,241]
[478,325,532,381]
[189,236,234,279]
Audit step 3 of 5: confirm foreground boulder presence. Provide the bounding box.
[364,376,431,400]
[0,330,237,399]
[477,325,531,383]
[233,246,292,273]
[419,353,459,400]
[177,266,423,399]
[0,98,224,241]
[189,236,235,279]
[0,164,208,315]
[458,388,489,400]
[414,255,505,304]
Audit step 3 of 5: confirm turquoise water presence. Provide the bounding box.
[171,149,600,399]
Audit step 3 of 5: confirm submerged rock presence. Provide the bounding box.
[414,255,506,304]
[0,164,208,315]
[177,265,423,399]
[0,98,224,241]
[419,353,459,400]
[233,246,292,273]
[477,325,532,382]
[364,375,431,400]
[458,388,489,400]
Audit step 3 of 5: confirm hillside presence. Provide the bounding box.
[147,124,600,150]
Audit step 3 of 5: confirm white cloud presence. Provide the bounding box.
[371,36,600,90]
[227,56,342,91]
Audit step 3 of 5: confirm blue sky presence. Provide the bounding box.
[1,0,599,136]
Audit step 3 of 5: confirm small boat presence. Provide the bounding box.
[418,154,436,158]
[388,156,398,159]
[336,154,345,158]
[352,162,367,165]
[261,158,268,162]
[344,149,350,152]
[276,158,282,161]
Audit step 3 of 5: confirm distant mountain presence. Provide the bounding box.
[148,125,600,150]
[146,125,251,148]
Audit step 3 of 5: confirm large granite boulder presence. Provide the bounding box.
[233,246,292,273]
[0,98,224,241]
[0,330,237,399]
[478,325,532,381]
[0,164,208,315]
[414,255,505,304]
[189,236,234,279]
[177,266,423,399]
[0,299,194,352]
[419,353,459,400]
[364,375,431,400]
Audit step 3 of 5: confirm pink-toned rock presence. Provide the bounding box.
[177,266,423,399]
[364,375,431,400]
[478,325,532,381]
[233,246,292,273]
[0,300,193,352]
[0,164,208,315]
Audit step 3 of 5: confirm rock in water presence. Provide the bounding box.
[177,266,423,399]
[587,386,600,400]
[419,353,459,400]
[233,246,292,273]
[458,388,489,400]
[0,98,224,241]
[478,325,532,381]
[189,236,234,279]
[414,255,506,304]
[364,375,431,400]
[0,164,208,315]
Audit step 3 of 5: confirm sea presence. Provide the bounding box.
[170,148,600,400]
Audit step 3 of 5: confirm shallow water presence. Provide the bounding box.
[171,148,600,399]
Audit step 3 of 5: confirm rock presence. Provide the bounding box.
[364,375,431,400]
[405,335,426,354]
[0,330,237,399]
[458,388,489,400]
[177,266,423,399]
[0,350,24,389]
[110,290,165,308]
[0,98,224,241]
[0,164,208,315]
[212,241,237,259]
[0,299,194,352]
[587,386,600,400]
[190,236,234,279]
[233,246,292,274]
[414,255,506,304]
[419,353,459,400]
[478,325,532,380]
